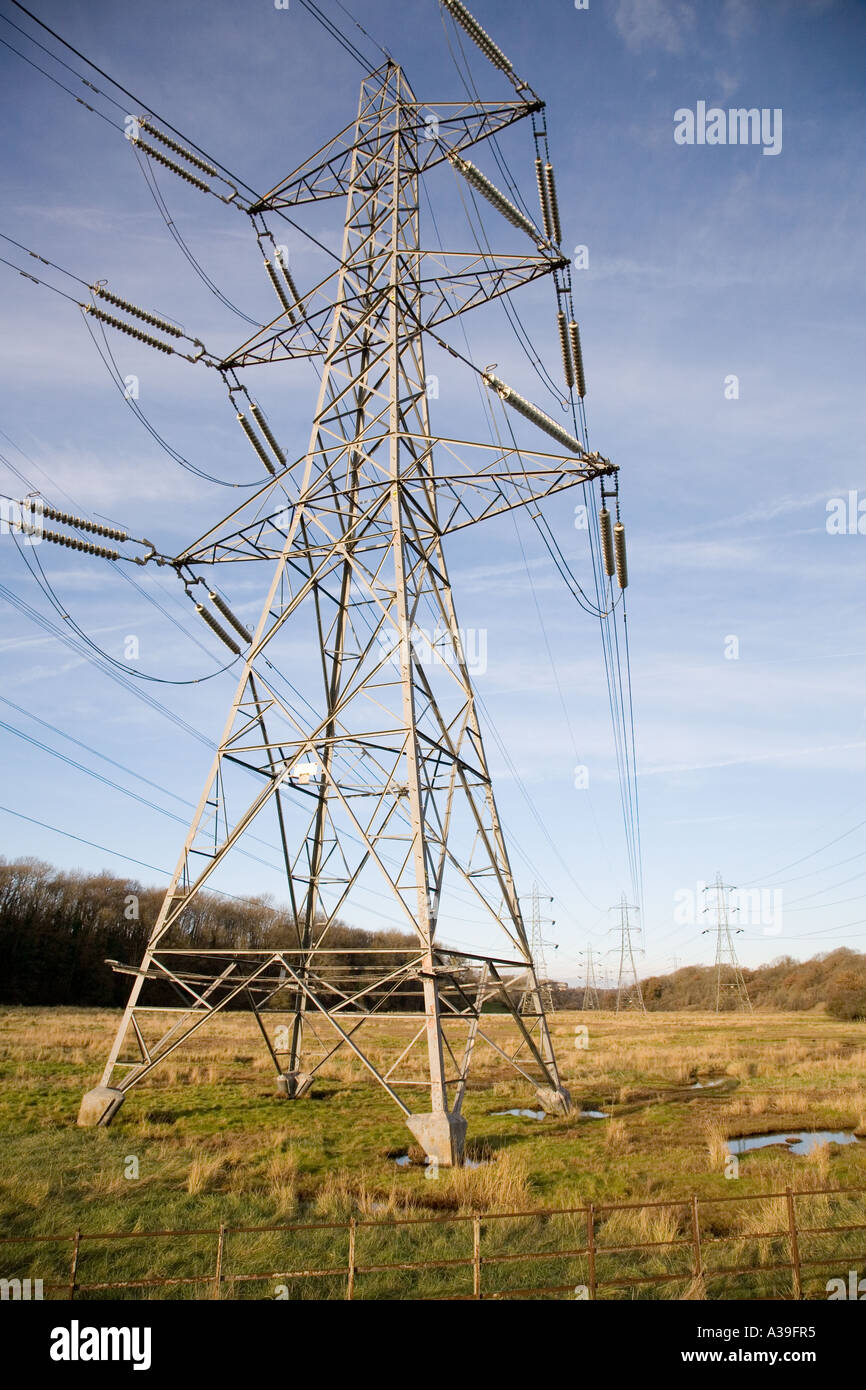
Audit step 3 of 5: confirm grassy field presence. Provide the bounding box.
[2,1005,865,1298]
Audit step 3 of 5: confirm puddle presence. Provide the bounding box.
[727,1130,861,1157]
[395,1154,486,1169]
[690,1079,725,1090]
[491,1105,610,1120]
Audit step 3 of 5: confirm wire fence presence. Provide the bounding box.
[2,1185,865,1301]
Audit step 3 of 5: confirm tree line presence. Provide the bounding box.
[0,858,419,1008]
[2,858,864,1018]
[552,950,866,1019]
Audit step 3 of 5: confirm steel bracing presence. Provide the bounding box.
[80,56,618,1160]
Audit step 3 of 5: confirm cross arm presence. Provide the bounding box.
[248,101,539,211]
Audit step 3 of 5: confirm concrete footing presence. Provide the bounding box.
[77,1086,125,1128]
[535,1084,572,1117]
[276,1071,313,1099]
[406,1110,467,1167]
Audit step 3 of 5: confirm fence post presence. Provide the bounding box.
[690,1195,704,1295]
[587,1203,596,1300]
[212,1223,226,1300]
[347,1218,356,1301]
[785,1187,803,1300]
[473,1216,482,1299]
[68,1229,81,1302]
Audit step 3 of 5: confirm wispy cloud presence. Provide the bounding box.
[613,0,697,54]
[720,0,755,43]
[642,740,866,778]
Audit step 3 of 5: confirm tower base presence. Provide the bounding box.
[276,1071,313,1099]
[535,1084,572,1116]
[77,1086,125,1128]
[406,1111,467,1168]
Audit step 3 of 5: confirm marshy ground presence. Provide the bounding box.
[2,1006,865,1297]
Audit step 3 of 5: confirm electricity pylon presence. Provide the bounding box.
[520,883,555,1014]
[579,946,602,1010]
[610,896,645,1013]
[75,44,620,1166]
[702,872,752,1013]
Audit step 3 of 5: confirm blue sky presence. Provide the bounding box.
[1,0,865,985]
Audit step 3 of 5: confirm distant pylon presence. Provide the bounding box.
[609,895,645,1012]
[520,883,555,1014]
[702,872,752,1013]
[578,946,602,1010]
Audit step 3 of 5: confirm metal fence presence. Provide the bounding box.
[2,1185,865,1301]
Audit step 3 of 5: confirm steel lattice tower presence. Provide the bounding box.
[520,883,555,1015]
[579,946,602,1010]
[702,872,753,1013]
[611,896,645,1013]
[77,55,619,1165]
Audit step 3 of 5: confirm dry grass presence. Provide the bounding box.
[3,1003,866,1301]
[604,1117,628,1153]
[447,1151,530,1212]
[313,1169,414,1220]
[703,1116,730,1170]
[186,1155,229,1195]
[600,1200,683,1250]
[806,1142,832,1184]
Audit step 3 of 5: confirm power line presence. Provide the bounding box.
[740,823,866,888]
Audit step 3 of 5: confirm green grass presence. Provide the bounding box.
[1,1005,865,1298]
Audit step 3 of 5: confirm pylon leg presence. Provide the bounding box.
[77,1086,124,1128]
[406,1111,467,1167]
[535,1084,572,1116]
[276,1072,314,1099]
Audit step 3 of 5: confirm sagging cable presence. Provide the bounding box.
[483,372,584,454]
